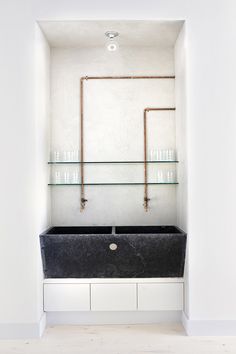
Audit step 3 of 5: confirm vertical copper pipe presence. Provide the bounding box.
[143,108,176,211]
[144,109,149,211]
[80,78,86,210]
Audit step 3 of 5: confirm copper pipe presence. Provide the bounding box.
[143,109,149,211]
[80,75,175,211]
[80,78,87,210]
[143,108,176,211]
[81,76,175,80]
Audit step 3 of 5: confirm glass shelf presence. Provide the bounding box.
[48,160,179,164]
[48,182,179,186]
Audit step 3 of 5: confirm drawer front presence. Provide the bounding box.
[138,283,183,311]
[91,284,137,311]
[44,284,90,311]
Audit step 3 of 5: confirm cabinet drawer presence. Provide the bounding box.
[44,284,90,311]
[138,283,183,311]
[91,284,137,311]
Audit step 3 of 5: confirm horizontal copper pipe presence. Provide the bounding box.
[81,76,175,80]
[145,108,176,111]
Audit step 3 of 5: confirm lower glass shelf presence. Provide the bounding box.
[48,182,179,186]
[48,160,179,164]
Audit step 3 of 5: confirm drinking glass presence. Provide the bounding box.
[63,171,70,184]
[54,171,61,184]
[53,151,60,162]
[157,170,164,183]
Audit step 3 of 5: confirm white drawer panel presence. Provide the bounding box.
[91,284,137,311]
[138,283,183,311]
[44,284,90,311]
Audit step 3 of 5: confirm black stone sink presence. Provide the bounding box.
[46,226,112,234]
[115,225,181,234]
[40,226,186,278]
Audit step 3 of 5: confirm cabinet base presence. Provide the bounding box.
[46,311,182,325]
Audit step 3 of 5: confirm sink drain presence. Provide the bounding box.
[109,243,118,251]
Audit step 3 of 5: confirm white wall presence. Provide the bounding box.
[175,25,188,315]
[175,25,187,232]
[0,0,41,338]
[35,25,51,238]
[1,0,236,338]
[50,46,177,225]
[0,11,50,336]
[35,24,51,323]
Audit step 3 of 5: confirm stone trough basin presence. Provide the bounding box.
[40,226,186,278]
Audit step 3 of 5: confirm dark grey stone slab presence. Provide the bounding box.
[40,226,186,278]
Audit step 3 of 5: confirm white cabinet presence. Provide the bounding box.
[44,283,90,311]
[91,284,137,311]
[44,279,183,313]
[138,283,183,311]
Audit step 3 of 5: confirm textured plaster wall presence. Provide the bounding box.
[51,46,178,225]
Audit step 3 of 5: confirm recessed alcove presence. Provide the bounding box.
[37,20,187,228]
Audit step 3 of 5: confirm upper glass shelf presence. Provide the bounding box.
[48,160,179,164]
[48,182,179,186]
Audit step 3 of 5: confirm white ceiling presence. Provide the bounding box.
[39,20,184,48]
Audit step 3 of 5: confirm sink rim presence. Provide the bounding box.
[40,225,186,236]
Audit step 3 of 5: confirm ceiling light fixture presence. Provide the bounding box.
[105,31,119,51]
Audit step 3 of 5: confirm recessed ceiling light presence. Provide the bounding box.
[105,31,119,51]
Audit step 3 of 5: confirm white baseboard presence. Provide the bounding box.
[39,312,47,337]
[0,313,46,339]
[47,311,181,325]
[182,311,236,336]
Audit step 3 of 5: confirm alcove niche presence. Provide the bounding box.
[36,20,187,228]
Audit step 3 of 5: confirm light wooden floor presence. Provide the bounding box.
[1,324,236,354]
